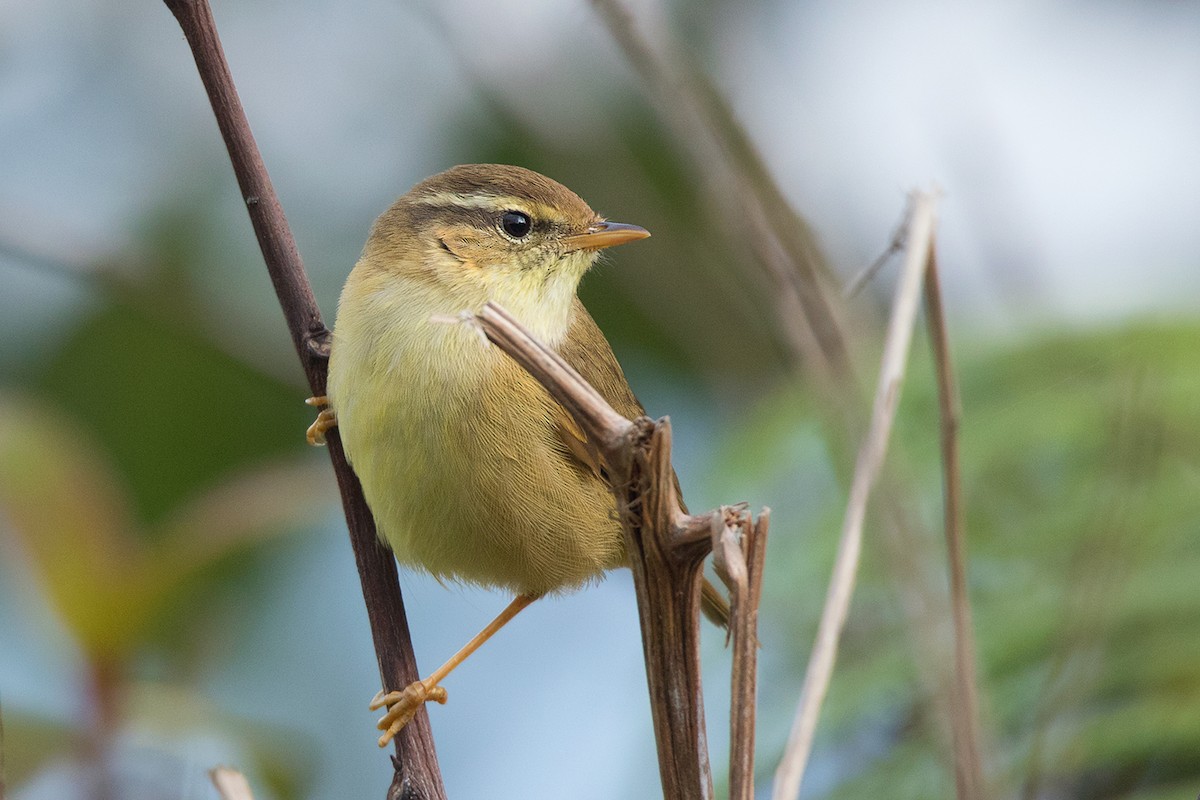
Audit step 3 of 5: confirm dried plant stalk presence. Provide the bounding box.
[924,246,987,799]
[712,507,770,800]
[477,303,768,800]
[161,3,445,797]
[773,190,939,800]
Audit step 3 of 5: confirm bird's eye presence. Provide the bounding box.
[500,210,532,239]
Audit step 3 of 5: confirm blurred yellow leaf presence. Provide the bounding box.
[0,708,72,788]
[0,393,141,656]
[0,392,334,661]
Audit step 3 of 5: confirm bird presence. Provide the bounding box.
[307,164,728,746]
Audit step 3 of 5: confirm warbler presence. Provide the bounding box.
[309,164,727,745]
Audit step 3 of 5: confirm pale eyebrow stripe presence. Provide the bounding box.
[413,192,529,212]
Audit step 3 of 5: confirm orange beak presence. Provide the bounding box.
[562,221,651,252]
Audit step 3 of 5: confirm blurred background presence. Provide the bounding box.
[2,1,1199,798]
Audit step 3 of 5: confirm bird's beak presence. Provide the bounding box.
[562,221,651,252]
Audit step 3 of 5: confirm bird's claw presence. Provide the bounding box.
[370,682,448,747]
[305,396,337,446]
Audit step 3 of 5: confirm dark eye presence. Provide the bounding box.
[500,210,532,238]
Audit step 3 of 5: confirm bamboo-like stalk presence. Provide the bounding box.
[587,7,989,796]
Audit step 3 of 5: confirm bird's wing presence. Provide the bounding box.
[551,298,646,483]
[554,299,731,630]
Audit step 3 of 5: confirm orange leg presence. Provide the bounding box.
[305,396,337,446]
[370,594,538,747]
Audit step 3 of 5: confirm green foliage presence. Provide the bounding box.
[0,193,336,798]
[33,302,310,526]
[727,321,1200,799]
[0,389,332,659]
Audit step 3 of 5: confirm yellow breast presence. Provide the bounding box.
[327,267,623,595]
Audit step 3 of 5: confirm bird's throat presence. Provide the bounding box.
[481,251,593,347]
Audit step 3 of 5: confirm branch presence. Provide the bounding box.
[773,189,940,800]
[474,304,633,457]
[589,6,988,792]
[924,245,987,799]
[160,3,445,797]
[712,507,770,800]
[477,302,768,800]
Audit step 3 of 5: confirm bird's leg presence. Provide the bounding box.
[305,396,337,446]
[370,593,538,746]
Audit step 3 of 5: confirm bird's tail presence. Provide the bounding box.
[700,578,731,631]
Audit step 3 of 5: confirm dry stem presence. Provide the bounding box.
[773,190,940,800]
[477,303,767,800]
[591,8,988,795]
[924,246,986,799]
[161,3,444,797]
[588,0,848,391]
[712,507,770,800]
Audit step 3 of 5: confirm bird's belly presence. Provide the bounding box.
[331,328,624,595]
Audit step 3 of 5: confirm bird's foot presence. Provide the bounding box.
[369,681,448,747]
[305,396,337,446]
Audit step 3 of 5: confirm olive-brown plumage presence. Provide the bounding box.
[328,164,646,594]
[321,165,726,743]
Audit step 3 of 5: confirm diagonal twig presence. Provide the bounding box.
[773,189,940,800]
[924,244,987,799]
[160,3,445,797]
[844,201,913,299]
[478,301,772,800]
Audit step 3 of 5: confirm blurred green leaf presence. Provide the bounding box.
[0,394,140,657]
[0,392,333,662]
[726,321,1200,799]
[33,303,310,527]
[0,709,73,789]
[124,682,318,800]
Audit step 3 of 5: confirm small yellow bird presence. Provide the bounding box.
[310,164,727,745]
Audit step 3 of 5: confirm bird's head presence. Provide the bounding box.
[359,164,649,343]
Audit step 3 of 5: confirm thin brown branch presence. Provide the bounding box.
[631,421,716,799]
[773,190,940,800]
[474,303,633,458]
[924,245,986,800]
[844,201,913,299]
[712,507,770,800]
[476,302,773,800]
[160,3,445,797]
